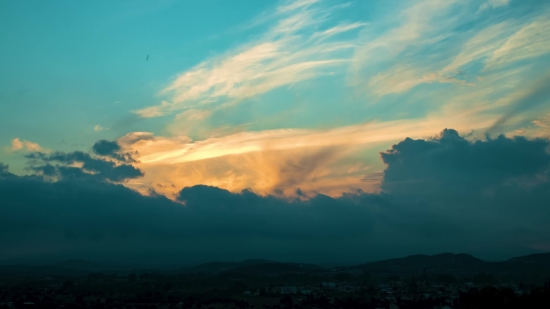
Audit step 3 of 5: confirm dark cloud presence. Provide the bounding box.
[0,163,11,176]
[92,139,135,162]
[93,139,119,156]
[381,129,550,194]
[379,129,550,258]
[26,150,143,182]
[0,163,7,173]
[176,185,378,240]
[0,173,384,264]
[1,130,550,264]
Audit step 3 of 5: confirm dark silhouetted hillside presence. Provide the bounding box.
[180,259,272,274]
[222,262,327,276]
[497,253,550,274]
[353,253,489,273]
[352,252,550,275]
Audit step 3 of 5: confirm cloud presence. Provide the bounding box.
[485,15,550,70]
[177,109,212,121]
[166,109,214,135]
[442,21,518,74]
[350,0,462,94]
[134,0,365,118]
[92,140,121,156]
[1,129,550,263]
[0,172,386,263]
[11,138,44,152]
[350,0,549,100]
[479,0,511,12]
[278,0,319,13]
[129,0,548,173]
[26,149,143,183]
[0,163,10,176]
[381,129,550,195]
[94,125,107,132]
[92,139,134,162]
[486,73,550,135]
[368,70,475,97]
[118,113,497,197]
[312,22,368,39]
[378,129,550,257]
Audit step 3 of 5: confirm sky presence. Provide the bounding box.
[1,0,550,265]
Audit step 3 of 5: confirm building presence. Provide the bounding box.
[280,286,297,294]
[300,288,312,295]
[322,282,336,288]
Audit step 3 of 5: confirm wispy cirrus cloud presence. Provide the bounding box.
[485,16,550,70]
[352,0,549,98]
[347,0,491,98]
[478,0,510,12]
[134,0,365,118]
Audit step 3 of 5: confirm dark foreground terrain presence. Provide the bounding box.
[1,253,550,309]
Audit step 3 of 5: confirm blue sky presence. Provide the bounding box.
[1,0,550,197]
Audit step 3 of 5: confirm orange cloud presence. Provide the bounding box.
[11,138,44,152]
[119,113,497,198]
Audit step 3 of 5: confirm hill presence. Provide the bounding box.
[352,252,550,275]
[1,252,549,277]
[50,259,107,271]
[352,253,489,274]
[222,262,327,276]
[179,259,272,274]
[496,253,550,274]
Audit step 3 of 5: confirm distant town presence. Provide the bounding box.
[1,253,550,309]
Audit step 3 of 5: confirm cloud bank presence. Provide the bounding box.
[118,113,499,197]
[1,129,549,264]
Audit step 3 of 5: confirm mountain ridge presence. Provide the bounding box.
[1,252,549,276]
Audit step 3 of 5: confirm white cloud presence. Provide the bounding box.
[177,109,212,121]
[479,0,511,12]
[166,109,214,135]
[11,138,44,152]
[350,0,549,98]
[312,22,368,39]
[441,10,550,75]
[442,21,517,73]
[277,0,319,13]
[485,16,550,70]
[135,0,364,118]
[368,68,475,97]
[94,125,107,132]
[350,0,462,95]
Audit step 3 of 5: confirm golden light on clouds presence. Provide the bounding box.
[10,138,44,152]
[119,113,497,198]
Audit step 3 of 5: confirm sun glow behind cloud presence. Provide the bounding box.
[120,111,499,198]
